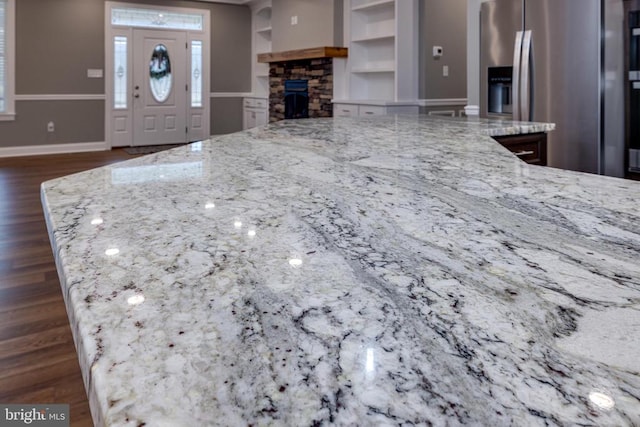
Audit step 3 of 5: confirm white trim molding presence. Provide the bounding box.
[210,92,254,98]
[418,98,468,107]
[0,0,16,121]
[14,94,107,101]
[0,141,109,158]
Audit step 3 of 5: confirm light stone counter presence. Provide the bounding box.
[41,115,640,426]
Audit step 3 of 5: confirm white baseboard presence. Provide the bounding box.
[464,105,480,116]
[0,141,109,158]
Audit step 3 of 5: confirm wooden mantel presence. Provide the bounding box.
[257,46,348,63]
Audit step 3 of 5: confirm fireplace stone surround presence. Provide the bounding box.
[258,47,348,123]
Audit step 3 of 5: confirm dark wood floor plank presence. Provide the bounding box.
[0,148,141,427]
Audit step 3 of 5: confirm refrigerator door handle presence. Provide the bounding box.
[512,31,524,121]
[521,30,533,121]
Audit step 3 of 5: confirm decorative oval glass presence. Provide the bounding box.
[149,44,172,103]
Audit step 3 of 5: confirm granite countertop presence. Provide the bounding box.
[41,115,639,426]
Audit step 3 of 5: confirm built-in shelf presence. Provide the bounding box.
[351,0,395,12]
[252,3,272,98]
[337,0,418,109]
[351,33,395,43]
[351,67,395,73]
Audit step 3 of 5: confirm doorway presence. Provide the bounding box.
[105,3,210,147]
[133,29,187,146]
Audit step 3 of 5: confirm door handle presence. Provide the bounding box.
[521,30,533,122]
[514,150,535,157]
[512,31,524,121]
[134,94,140,98]
[135,85,140,90]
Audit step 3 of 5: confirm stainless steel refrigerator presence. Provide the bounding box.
[480,0,625,176]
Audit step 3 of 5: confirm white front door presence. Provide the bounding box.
[133,29,187,146]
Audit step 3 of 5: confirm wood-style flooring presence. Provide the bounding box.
[0,149,142,427]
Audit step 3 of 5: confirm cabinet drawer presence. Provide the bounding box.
[359,105,386,116]
[493,133,548,166]
[254,99,268,109]
[334,104,358,117]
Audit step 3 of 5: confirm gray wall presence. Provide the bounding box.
[271,0,343,52]
[0,0,251,149]
[420,0,468,100]
[211,98,244,135]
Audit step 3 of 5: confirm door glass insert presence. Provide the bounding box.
[114,36,127,109]
[191,40,202,107]
[149,44,172,103]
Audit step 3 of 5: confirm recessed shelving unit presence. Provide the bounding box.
[246,1,271,129]
[335,0,418,109]
[253,4,272,97]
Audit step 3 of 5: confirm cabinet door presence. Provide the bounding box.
[244,110,256,129]
[493,133,548,165]
[254,109,268,126]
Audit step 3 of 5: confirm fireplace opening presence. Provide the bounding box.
[284,80,309,119]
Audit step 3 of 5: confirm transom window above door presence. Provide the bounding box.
[111,7,203,31]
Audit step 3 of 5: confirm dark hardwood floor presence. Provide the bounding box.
[0,149,142,427]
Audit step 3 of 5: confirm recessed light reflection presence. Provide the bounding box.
[247,229,256,238]
[588,391,615,411]
[289,258,303,268]
[91,218,104,226]
[365,348,375,373]
[234,220,243,229]
[205,202,215,210]
[127,294,145,305]
[105,248,120,256]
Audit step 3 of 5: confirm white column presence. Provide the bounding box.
[465,0,483,116]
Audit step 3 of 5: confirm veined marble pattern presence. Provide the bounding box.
[41,115,639,426]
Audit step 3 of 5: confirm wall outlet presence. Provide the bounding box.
[47,121,55,132]
[443,65,449,77]
[291,15,298,25]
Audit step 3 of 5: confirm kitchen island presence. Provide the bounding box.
[42,115,640,426]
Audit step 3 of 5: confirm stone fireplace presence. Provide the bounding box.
[258,47,348,123]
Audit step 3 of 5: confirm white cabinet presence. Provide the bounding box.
[336,0,419,103]
[243,97,268,129]
[252,2,272,98]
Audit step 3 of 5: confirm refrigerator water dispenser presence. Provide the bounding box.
[488,67,513,115]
